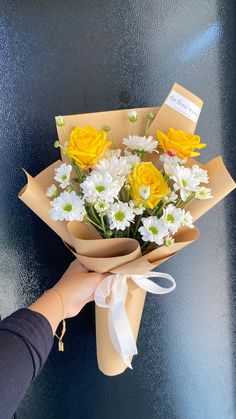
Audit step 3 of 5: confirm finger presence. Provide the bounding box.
[71,258,88,273]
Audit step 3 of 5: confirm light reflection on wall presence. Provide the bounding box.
[179,23,221,63]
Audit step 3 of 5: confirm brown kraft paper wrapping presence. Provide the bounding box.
[18,84,236,376]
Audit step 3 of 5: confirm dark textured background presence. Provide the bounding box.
[1,1,236,418]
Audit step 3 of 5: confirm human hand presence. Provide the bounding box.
[52,259,106,318]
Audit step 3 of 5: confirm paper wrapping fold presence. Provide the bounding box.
[19,83,236,376]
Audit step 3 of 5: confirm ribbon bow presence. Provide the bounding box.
[94,271,176,369]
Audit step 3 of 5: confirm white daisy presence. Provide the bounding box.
[160,154,187,177]
[160,153,187,165]
[124,150,141,167]
[139,185,151,200]
[105,149,121,158]
[163,191,178,203]
[49,191,85,222]
[182,210,194,228]
[109,202,135,231]
[129,200,145,215]
[195,186,213,200]
[170,165,200,201]
[55,116,65,127]
[80,171,120,203]
[165,236,175,248]
[54,163,72,189]
[46,184,59,199]
[94,200,110,214]
[191,165,209,183]
[139,216,168,245]
[162,204,183,233]
[122,135,158,153]
[94,156,132,178]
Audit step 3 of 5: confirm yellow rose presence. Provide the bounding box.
[67,125,112,169]
[128,162,170,209]
[156,128,206,159]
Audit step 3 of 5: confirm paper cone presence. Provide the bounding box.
[19,83,236,375]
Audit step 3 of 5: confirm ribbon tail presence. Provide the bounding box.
[108,303,138,369]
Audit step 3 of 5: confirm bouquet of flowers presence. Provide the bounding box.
[19,84,235,376]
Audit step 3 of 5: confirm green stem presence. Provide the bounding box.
[144,120,151,137]
[61,126,67,142]
[132,121,136,135]
[182,194,196,210]
[89,206,101,225]
[155,201,166,217]
[72,161,83,183]
[109,131,117,149]
[85,215,104,232]
[134,214,142,237]
[100,214,107,237]
[175,197,182,208]
[68,181,78,193]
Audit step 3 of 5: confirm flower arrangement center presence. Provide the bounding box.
[96,185,106,192]
[149,226,158,235]
[63,204,73,212]
[115,211,125,221]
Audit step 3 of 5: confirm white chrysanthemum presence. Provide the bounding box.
[139,185,151,200]
[80,172,120,203]
[94,200,110,214]
[182,210,194,228]
[139,216,168,245]
[170,165,200,201]
[54,163,72,189]
[195,186,212,200]
[163,191,178,203]
[191,165,209,183]
[109,202,135,231]
[162,204,183,233]
[160,153,187,165]
[129,200,145,215]
[55,116,65,127]
[165,236,175,248]
[160,154,186,177]
[106,149,121,158]
[46,184,59,199]
[49,191,85,221]
[124,150,141,167]
[122,135,158,153]
[95,156,132,178]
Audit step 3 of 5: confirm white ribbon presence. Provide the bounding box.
[94,271,176,369]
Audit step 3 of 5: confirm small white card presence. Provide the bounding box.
[165,90,201,123]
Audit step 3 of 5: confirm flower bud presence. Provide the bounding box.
[104,125,111,132]
[55,116,65,127]
[106,230,113,237]
[128,110,138,122]
[124,184,130,192]
[147,112,155,120]
[54,140,60,148]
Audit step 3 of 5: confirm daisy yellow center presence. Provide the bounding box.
[62,175,68,180]
[166,214,174,223]
[64,204,73,212]
[96,185,105,192]
[115,211,125,221]
[182,179,187,187]
[149,226,158,235]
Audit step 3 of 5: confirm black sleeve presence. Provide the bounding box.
[0,308,54,419]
